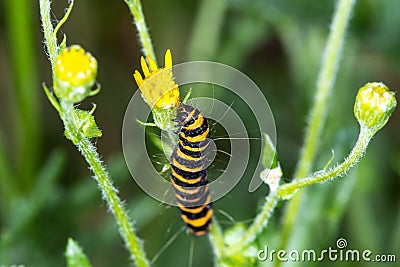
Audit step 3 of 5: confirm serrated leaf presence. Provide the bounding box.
[65,238,92,267]
[74,109,102,138]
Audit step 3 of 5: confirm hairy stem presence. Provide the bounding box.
[39,0,150,266]
[225,192,279,256]
[278,126,373,197]
[60,102,149,267]
[124,0,157,62]
[81,136,146,264]
[277,0,356,261]
[39,0,58,66]
[295,0,356,176]
[209,219,225,264]
[226,124,373,255]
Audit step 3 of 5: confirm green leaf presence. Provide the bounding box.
[222,223,257,267]
[262,133,278,169]
[65,238,92,267]
[74,109,102,139]
[42,83,61,113]
[60,34,67,51]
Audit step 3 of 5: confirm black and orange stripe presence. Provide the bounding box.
[170,104,213,235]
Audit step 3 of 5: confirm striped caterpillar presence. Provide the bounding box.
[170,104,213,235]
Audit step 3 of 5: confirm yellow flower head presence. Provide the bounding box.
[54,45,98,103]
[133,49,180,109]
[354,82,396,133]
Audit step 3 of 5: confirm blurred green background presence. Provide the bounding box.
[0,0,399,266]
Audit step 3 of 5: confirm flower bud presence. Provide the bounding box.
[354,82,396,133]
[54,45,98,103]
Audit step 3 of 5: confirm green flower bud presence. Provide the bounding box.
[54,45,98,103]
[354,82,396,133]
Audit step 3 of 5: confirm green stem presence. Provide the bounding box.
[0,132,17,213]
[278,126,373,198]
[78,136,148,266]
[6,0,40,189]
[188,0,227,60]
[225,192,279,256]
[209,219,225,264]
[277,0,356,262]
[124,0,157,62]
[39,1,150,266]
[226,125,373,255]
[295,0,356,176]
[59,102,150,267]
[39,0,58,67]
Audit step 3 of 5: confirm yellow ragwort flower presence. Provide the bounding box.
[133,49,180,109]
[54,45,98,103]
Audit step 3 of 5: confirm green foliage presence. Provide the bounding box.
[65,238,92,267]
[220,224,257,267]
[261,133,278,169]
[71,108,102,140]
[0,0,399,266]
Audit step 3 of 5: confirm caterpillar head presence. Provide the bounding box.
[177,104,196,126]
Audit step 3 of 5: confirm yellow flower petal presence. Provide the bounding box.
[133,70,144,87]
[148,55,158,72]
[140,57,150,77]
[133,49,180,109]
[165,49,172,69]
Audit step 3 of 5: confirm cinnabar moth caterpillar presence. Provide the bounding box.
[170,104,213,235]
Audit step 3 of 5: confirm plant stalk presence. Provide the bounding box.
[277,0,356,263]
[278,126,372,197]
[225,191,279,256]
[6,0,41,189]
[39,0,150,265]
[209,219,225,264]
[124,0,157,62]
[226,124,373,255]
